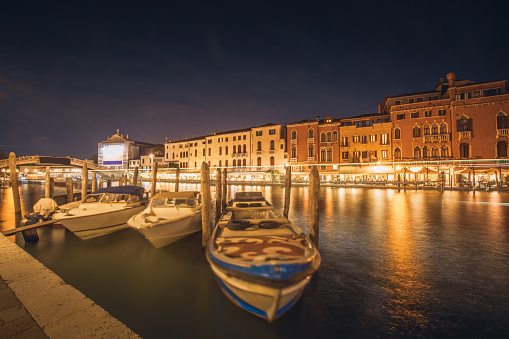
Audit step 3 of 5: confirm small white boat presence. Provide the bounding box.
[53,186,145,240]
[127,191,203,248]
[206,192,321,322]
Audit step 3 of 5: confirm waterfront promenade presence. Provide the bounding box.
[0,233,140,338]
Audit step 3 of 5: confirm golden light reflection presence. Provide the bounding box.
[383,193,430,333]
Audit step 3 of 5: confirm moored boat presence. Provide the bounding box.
[53,186,145,239]
[206,192,321,322]
[127,191,203,248]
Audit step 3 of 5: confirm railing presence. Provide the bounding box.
[290,158,297,162]
[458,131,472,140]
[290,139,297,145]
[308,157,315,161]
[307,138,314,143]
[497,128,509,137]
[424,134,450,143]
[232,153,247,158]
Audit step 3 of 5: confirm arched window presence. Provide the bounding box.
[208,148,211,156]
[320,132,326,142]
[291,130,297,140]
[320,148,326,161]
[270,156,275,166]
[441,145,449,158]
[432,146,439,158]
[257,141,262,151]
[423,124,430,135]
[457,116,470,131]
[332,131,338,142]
[327,148,332,161]
[308,145,314,158]
[414,146,421,159]
[431,123,439,135]
[232,146,236,154]
[225,146,228,155]
[233,159,236,167]
[413,126,421,138]
[257,157,261,166]
[423,146,429,158]
[238,145,242,153]
[440,123,447,134]
[291,147,297,158]
[219,147,222,155]
[243,159,246,166]
[327,132,332,142]
[225,160,228,167]
[394,128,401,139]
[497,112,508,129]
[459,143,469,158]
[243,144,246,153]
[394,147,402,159]
[308,128,314,138]
[497,141,507,158]
[172,152,175,158]
[219,160,222,167]
[195,149,197,157]
[270,140,275,150]
[194,162,197,168]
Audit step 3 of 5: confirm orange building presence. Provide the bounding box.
[380,72,509,161]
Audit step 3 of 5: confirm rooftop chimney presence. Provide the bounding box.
[446,72,456,87]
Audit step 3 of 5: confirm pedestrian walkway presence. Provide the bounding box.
[0,233,140,338]
[0,275,47,338]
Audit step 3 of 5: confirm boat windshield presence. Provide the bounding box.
[100,193,129,203]
[150,197,197,208]
[83,194,103,203]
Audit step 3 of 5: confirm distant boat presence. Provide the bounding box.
[127,191,204,248]
[53,186,145,239]
[206,192,321,322]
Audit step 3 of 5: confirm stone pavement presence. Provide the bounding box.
[0,275,47,338]
[0,233,140,338]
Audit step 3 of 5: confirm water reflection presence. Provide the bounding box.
[1,184,509,338]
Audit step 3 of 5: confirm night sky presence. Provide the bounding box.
[1,1,508,159]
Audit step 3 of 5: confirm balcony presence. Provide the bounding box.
[307,157,315,161]
[290,139,297,145]
[424,134,450,143]
[256,151,262,155]
[497,128,509,138]
[307,138,314,143]
[269,150,275,154]
[341,143,349,147]
[290,158,297,163]
[232,152,247,158]
[458,131,472,141]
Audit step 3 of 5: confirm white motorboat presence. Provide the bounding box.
[127,191,203,248]
[53,186,145,240]
[206,192,321,322]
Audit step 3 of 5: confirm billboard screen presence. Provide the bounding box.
[101,144,125,165]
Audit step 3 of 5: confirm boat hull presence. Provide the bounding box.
[132,210,202,248]
[54,206,145,240]
[211,264,311,322]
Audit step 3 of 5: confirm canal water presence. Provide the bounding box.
[1,183,508,338]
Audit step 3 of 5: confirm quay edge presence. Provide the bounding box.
[0,233,140,338]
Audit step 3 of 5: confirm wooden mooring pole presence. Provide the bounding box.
[283,166,291,217]
[309,165,320,249]
[91,172,97,192]
[201,162,212,248]
[119,177,123,186]
[397,174,401,192]
[81,163,88,200]
[151,162,158,197]
[66,177,73,203]
[107,179,112,187]
[133,167,139,186]
[175,167,180,192]
[45,167,51,198]
[215,169,222,223]
[10,152,38,242]
[123,174,127,186]
[9,153,21,215]
[222,168,227,211]
[99,177,104,189]
[50,177,54,198]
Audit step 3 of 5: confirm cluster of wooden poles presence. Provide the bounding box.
[198,162,321,249]
[4,152,321,249]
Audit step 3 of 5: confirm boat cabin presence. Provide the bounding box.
[150,191,200,208]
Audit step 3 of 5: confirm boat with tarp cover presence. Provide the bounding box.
[127,191,203,248]
[53,186,145,239]
[206,192,321,322]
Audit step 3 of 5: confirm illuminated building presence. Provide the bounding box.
[380,72,509,161]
